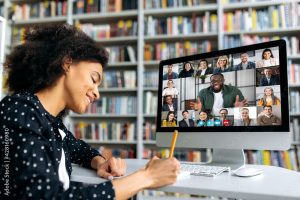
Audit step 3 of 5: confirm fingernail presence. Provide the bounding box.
[108,176,113,180]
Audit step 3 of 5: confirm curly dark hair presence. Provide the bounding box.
[4,23,109,93]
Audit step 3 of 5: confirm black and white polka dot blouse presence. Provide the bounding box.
[0,92,115,199]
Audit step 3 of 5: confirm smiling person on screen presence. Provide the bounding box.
[190,73,248,115]
[0,24,180,200]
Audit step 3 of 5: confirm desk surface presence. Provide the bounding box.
[71,159,300,200]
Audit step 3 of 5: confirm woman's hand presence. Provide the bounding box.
[96,157,127,180]
[143,156,180,188]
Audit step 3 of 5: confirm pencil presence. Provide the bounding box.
[169,130,178,158]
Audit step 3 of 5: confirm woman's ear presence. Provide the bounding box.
[62,56,72,73]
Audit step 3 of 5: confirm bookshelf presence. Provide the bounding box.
[1,0,300,170]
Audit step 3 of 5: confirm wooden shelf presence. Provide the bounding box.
[222,0,300,11]
[108,62,137,67]
[290,113,300,117]
[143,140,156,145]
[143,114,156,118]
[144,4,218,16]
[144,32,218,43]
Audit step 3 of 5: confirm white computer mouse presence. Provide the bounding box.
[232,167,263,177]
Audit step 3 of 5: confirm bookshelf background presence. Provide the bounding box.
[0,0,300,172]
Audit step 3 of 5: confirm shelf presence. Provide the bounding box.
[290,113,300,117]
[222,0,300,11]
[143,140,156,145]
[108,62,137,68]
[99,88,137,92]
[144,32,218,43]
[224,27,300,36]
[144,4,218,17]
[288,55,300,60]
[95,36,138,45]
[70,114,137,118]
[143,114,157,118]
[144,60,160,67]
[83,139,137,145]
[143,87,158,91]
[73,10,138,22]
[10,16,67,25]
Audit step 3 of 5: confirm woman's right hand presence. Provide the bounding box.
[143,156,180,189]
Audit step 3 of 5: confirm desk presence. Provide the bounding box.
[71,159,300,200]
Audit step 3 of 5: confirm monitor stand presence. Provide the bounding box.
[210,149,263,177]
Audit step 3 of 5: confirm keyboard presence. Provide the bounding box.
[180,163,230,177]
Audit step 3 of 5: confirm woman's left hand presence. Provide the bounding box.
[96,157,127,180]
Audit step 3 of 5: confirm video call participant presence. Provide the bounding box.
[162,111,177,127]
[162,80,179,98]
[179,62,195,78]
[213,55,232,74]
[219,108,232,126]
[256,48,279,68]
[234,52,256,71]
[235,108,256,126]
[257,105,281,126]
[179,110,195,127]
[257,87,281,106]
[196,111,209,127]
[195,59,213,76]
[163,64,179,80]
[190,73,248,115]
[162,95,177,111]
[259,68,280,86]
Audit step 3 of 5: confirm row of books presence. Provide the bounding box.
[73,0,137,14]
[223,4,300,32]
[245,150,299,171]
[74,121,136,141]
[144,12,217,36]
[101,70,136,88]
[144,91,158,114]
[107,46,136,63]
[98,146,136,159]
[143,121,156,141]
[144,0,212,9]
[79,21,138,40]
[288,63,300,85]
[224,35,300,54]
[12,1,68,20]
[85,96,137,114]
[144,40,215,61]
[290,91,300,113]
[144,70,159,87]
[290,118,300,142]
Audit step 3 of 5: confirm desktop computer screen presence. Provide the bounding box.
[156,40,290,169]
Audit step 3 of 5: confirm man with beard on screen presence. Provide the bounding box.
[191,73,248,115]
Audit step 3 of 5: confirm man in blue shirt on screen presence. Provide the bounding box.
[163,64,179,80]
[190,73,248,115]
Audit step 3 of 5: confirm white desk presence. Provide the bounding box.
[71,159,300,200]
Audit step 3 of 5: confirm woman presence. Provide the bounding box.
[178,62,194,78]
[162,79,179,98]
[213,55,231,74]
[235,108,256,126]
[256,48,279,68]
[162,111,177,127]
[257,87,280,106]
[0,24,180,200]
[196,111,208,127]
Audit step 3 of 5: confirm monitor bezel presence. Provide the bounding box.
[156,40,289,133]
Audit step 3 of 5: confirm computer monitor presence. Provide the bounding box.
[156,40,290,170]
[0,16,6,100]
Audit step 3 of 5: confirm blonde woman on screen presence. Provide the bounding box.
[257,87,281,106]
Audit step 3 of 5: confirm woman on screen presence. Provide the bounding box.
[235,108,256,126]
[162,79,179,98]
[256,48,279,68]
[178,62,195,78]
[196,111,208,127]
[213,55,232,74]
[0,24,180,200]
[162,111,177,127]
[257,87,281,106]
